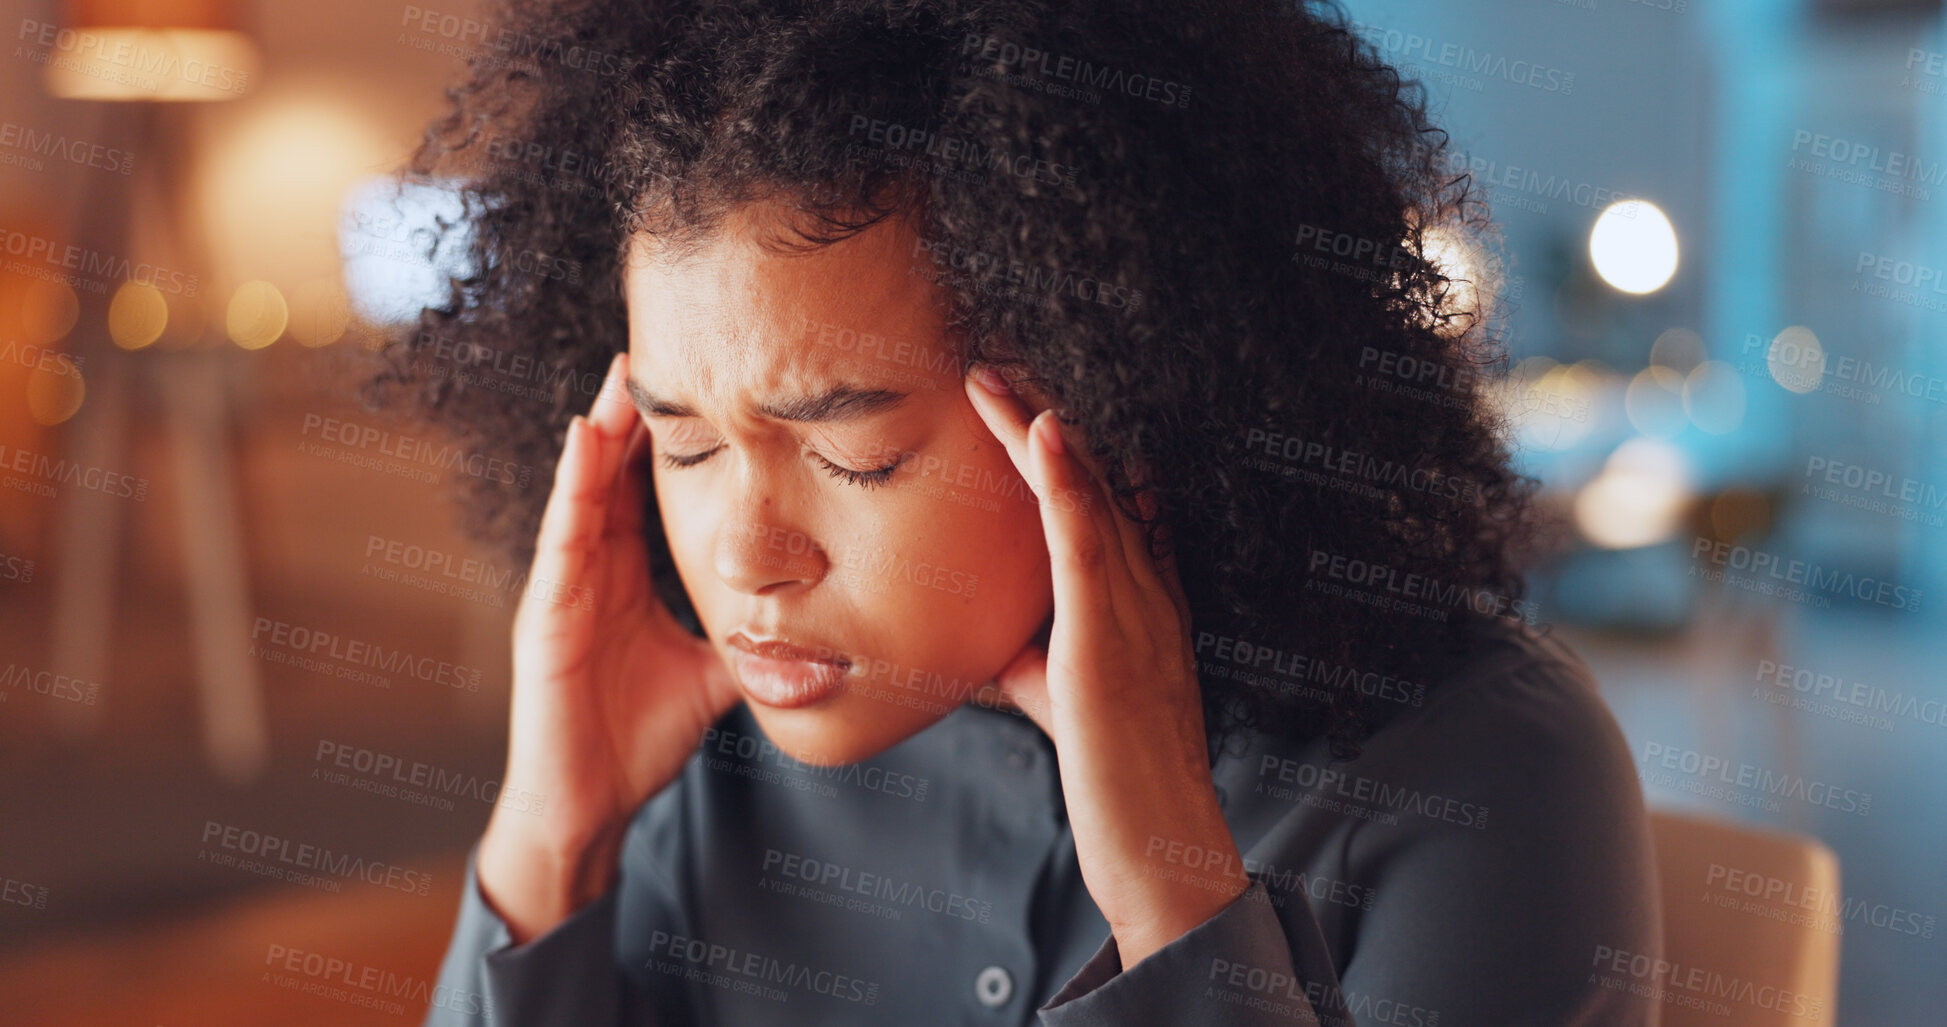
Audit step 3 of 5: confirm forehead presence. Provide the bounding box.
[623,205,959,399]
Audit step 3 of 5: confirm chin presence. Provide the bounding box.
[742,688,964,767]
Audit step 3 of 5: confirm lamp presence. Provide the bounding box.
[30,0,269,784]
[35,0,261,102]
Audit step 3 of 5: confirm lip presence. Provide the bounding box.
[727,632,852,710]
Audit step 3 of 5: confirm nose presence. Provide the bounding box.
[713,476,829,595]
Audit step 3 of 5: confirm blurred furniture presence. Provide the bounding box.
[1648,809,1842,1027]
[39,0,269,783]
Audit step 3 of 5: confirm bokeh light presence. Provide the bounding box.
[226,281,289,349]
[1422,223,1483,337]
[1683,360,1746,434]
[288,279,352,348]
[1502,357,1602,451]
[42,29,261,102]
[25,364,85,425]
[16,280,80,344]
[1625,365,1687,437]
[1574,437,1694,549]
[1649,327,1704,373]
[1766,325,1824,394]
[1589,199,1679,294]
[338,177,472,325]
[109,282,170,351]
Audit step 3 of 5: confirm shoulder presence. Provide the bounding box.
[1428,616,1621,739]
[1353,616,1646,843]
[1249,618,1665,1022]
[1228,615,1655,875]
[1330,617,1663,965]
[1221,614,1660,928]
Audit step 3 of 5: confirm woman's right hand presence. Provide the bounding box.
[476,351,741,944]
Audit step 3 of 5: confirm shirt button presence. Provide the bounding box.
[1005,745,1032,769]
[974,965,1013,1007]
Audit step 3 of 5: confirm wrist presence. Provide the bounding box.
[477,812,626,943]
[1107,867,1251,969]
[1092,805,1248,967]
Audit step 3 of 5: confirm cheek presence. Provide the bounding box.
[647,434,1053,681]
[855,482,1053,671]
[895,428,1053,619]
[650,470,718,603]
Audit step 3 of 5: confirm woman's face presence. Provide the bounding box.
[623,199,1055,766]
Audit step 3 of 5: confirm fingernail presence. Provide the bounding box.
[971,366,1013,397]
[1036,411,1065,455]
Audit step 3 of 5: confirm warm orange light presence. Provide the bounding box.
[288,279,351,348]
[15,280,81,345]
[109,281,169,349]
[27,364,86,425]
[226,280,286,349]
[32,0,258,102]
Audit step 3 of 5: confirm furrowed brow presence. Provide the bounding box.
[757,384,907,423]
[627,375,694,418]
[627,375,907,424]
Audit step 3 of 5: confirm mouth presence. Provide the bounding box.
[726,632,853,710]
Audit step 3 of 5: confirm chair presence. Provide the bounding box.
[1647,809,1842,1027]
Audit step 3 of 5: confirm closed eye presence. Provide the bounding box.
[658,447,720,470]
[812,450,910,489]
[657,445,911,489]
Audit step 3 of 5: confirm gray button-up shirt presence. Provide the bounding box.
[424,617,1662,1025]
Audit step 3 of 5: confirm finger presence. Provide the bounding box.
[584,351,638,546]
[1149,540,1193,630]
[1102,482,1154,585]
[605,418,652,542]
[967,365,1165,625]
[964,366,1102,527]
[967,373,1193,678]
[588,351,635,440]
[1029,408,1125,623]
[962,365,1033,479]
[981,364,1177,624]
[527,416,606,618]
[1107,482,1189,626]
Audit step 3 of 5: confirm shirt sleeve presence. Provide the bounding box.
[1036,629,1665,1027]
[1036,874,1344,1025]
[420,842,642,1027]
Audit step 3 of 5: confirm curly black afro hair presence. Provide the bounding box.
[364,0,1540,763]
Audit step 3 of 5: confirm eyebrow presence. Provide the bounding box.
[626,375,909,424]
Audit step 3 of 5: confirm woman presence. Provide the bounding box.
[377,0,1663,1023]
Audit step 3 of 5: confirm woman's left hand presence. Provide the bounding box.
[964,365,1251,969]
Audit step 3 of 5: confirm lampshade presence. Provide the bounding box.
[35,0,261,102]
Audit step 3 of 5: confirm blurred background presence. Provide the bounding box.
[1,0,1943,1022]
